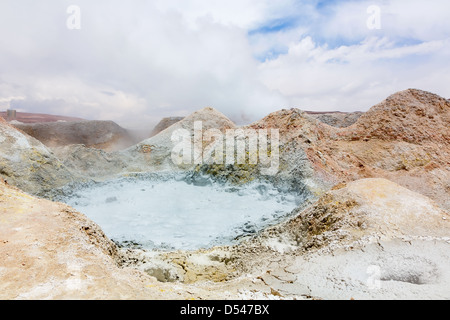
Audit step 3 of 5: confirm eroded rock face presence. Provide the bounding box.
[0,120,73,196]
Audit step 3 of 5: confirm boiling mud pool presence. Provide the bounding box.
[61,175,300,251]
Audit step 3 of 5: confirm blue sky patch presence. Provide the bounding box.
[248,17,299,36]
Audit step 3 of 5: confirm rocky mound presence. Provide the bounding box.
[244,108,340,195]
[245,89,450,210]
[340,89,450,144]
[150,107,235,137]
[0,119,73,196]
[123,107,236,171]
[13,120,136,152]
[332,89,450,210]
[150,117,184,137]
[51,144,129,180]
[283,178,449,249]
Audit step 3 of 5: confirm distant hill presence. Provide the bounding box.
[13,120,136,152]
[0,111,84,123]
[150,117,185,137]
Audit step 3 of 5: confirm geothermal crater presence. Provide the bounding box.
[58,174,301,251]
[1,89,449,300]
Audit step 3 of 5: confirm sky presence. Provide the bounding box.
[0,0,449,129]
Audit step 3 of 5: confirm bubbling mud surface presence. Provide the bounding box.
[59,174,301,251]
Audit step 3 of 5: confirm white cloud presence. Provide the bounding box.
[153,0,300,29]
[259,35,450,111]
[316,0,450,43]
[0,0,289,127]
[0,0,449,129]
